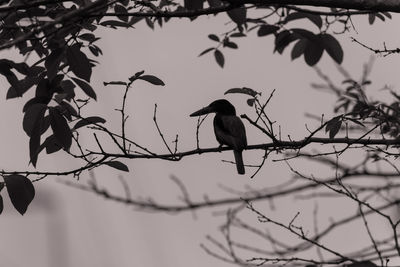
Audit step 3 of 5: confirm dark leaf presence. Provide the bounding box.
[321,33,343,64]
[45,48,64,80]
[71,77,97,100]
[114,4,129,22]
[375,13,385,21]
[0,195,3,215]
[284,12,322,28]
[257,24,279,37]
[104,161,129,172]
[66,44,92,82]
[78,33,97,43]
[230,32,246,38]
[49,107,72,151]
[291,39,308,60]
[4,71,23,97]
[348,261,377,267]
[129,16,144,26]
[207,0,223,7]
[73,116,106,130]
[23,103,47,136]
[4,175,35,215]
[8,61,31,75]
[274,30,298,54]
[382,12,392,19]
[247,98,255,106]
[227,6,246,26]
[40,135,62,154]
[214,49,224,68]
[59,101,78,119]
[198,47,214,57]
[89,45,99,56]
[208,34,219,42]
[145,17,154,29]
[291,28,317,41]
[100,20,132,28]
[224,41,238,49]
[184,0,203,10]
[60,80,76,100]
[29,111,50,166]
[346,117,365,127]
[6,76,39,99]
[325,116,342,139]
[225,87,259,97]
[103,81,127,86]
[138,75,165,86]
[368,13,375,24]
[304,39,324,66]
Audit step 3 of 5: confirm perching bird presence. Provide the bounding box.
[190,99,247,175]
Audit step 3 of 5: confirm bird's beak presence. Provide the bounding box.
[190,106,213,117]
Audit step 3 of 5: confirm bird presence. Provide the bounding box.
[190,99,247,175]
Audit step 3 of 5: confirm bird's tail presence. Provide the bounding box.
[233,150,245,175]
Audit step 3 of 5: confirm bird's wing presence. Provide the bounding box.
[214,115,247,150]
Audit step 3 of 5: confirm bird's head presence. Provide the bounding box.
[190,99,236,117]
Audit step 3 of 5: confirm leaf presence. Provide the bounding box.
[45,48,64,80]
[59,101,78,120]
[4,175,35,215]
[66,44,92,82]
[230,32,246,38]
[60,80,76,100]
[23,103,47,136]
[227,6,247,26]
[104,161,129,172]
[6,76,39,99]
[382,12,392,19]
[291,39,308,60]
[138,75,165,86]
[73,116,106,129]
[214,49,224,68]
[207,0,223,7]
[29,106,46,167]
[40,135,62,154]
[100,20,132,28]
[0,195,3,215]
[321,33,343,64]
[208,34,219,42]
[274,30,298,54]
[368,13,375,24]
[184,0,203,10]
[284,12,322,28]
[325,116,342,139]
[224,40,238,49]
[257,25,279,37]
[103,81,127,86]
[114,4,128,22]
[71,77,97,100]
[291,28,317,41]
[346,117,365,127]
[347,261,377,267]
[247,98,255,106]
[78,33,97,43]
[198,47,214,57]
[304,39,323,66]
[49,107,72,151]
[224,87,259,97]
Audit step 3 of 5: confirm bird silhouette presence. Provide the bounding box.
[190,99,247,174]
